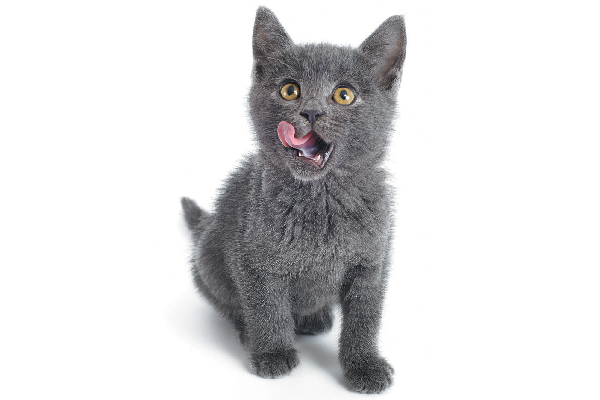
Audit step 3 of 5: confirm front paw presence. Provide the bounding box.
[250,349,299,378]
[343,356,394,394]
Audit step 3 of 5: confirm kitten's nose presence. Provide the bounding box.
[300,110,324,125]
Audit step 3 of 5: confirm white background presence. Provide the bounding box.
[1,0,599,399]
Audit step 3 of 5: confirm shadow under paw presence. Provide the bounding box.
[343,356,394,394]
[250,349,300,378]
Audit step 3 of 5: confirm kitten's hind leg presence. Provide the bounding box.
[191,263,246,343]
[294,305,334,335]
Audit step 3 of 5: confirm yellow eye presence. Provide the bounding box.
[280,83,300,100]
[333,87,355,105]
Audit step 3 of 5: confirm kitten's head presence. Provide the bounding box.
[249,7,406,181]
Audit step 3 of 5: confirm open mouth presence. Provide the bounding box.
[278,121,334,169]
[292,136,333,169]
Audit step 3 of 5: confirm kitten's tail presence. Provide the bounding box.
[181,197,210,234]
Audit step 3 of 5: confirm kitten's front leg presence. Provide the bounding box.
[339,265,394,393]
[238,267,299,378]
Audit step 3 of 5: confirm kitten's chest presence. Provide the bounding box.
[250,178,389,273]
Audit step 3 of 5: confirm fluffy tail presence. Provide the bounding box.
[181,197,209,233]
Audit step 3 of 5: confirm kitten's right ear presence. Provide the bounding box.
[359,15,407,91]
[252,7,292,79]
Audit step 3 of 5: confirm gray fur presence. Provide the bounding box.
[181,7,406,394]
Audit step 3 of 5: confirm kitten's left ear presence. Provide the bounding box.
[359,16,407,91]
[252,7,293,78]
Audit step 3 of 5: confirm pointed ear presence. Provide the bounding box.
[359,16,407,91]
[252,7,293,71]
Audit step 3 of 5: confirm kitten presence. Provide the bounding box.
[181,7,406,394]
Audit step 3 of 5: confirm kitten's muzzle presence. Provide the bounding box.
[277,120,334,170]
[299,109,324,126]
[293,141,334,170]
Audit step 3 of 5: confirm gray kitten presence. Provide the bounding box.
[181,7,406,394]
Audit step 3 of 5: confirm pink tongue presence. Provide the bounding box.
[277,121,320,157]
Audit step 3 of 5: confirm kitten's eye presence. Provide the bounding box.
[333,87,356,105]
[280,83,300,100]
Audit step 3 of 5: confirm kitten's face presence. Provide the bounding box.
[249,9,406,181]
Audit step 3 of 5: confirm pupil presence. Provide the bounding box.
[340,89,348,100]
[287,85,296,96]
